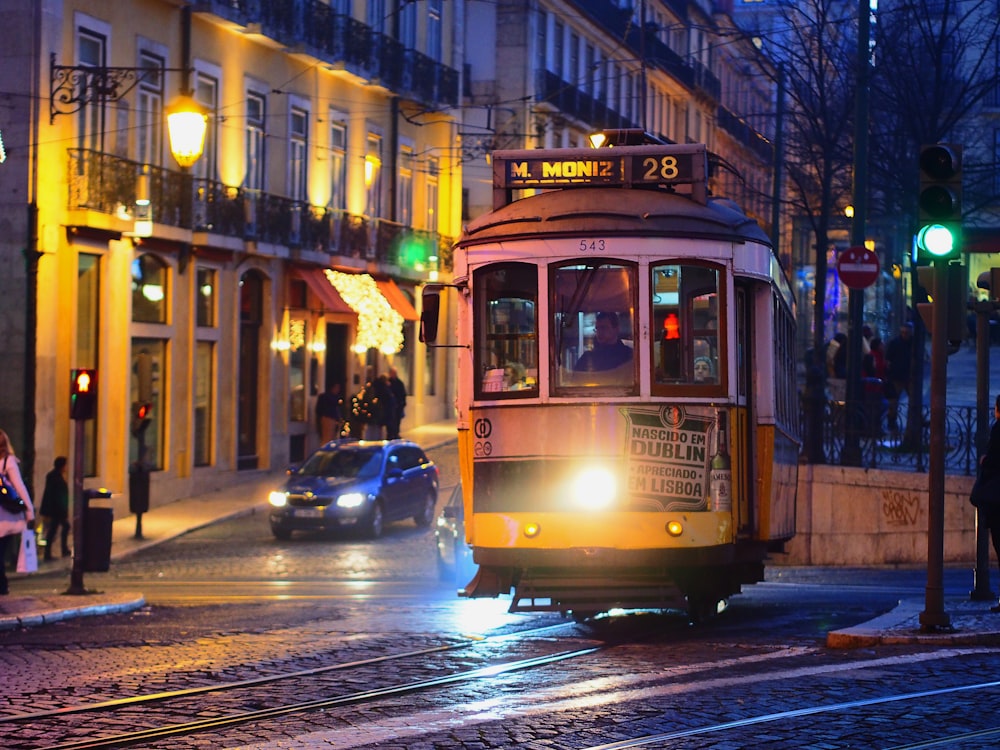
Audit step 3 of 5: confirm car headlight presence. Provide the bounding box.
[269,491,288,507]
[337,492,366,509]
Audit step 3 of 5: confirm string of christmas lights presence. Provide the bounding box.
[324,270,404,354]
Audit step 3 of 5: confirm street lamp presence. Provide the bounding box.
[50,56,208,170]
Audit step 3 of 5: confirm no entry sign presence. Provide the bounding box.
[837,246,880,289]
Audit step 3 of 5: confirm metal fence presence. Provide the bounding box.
[800,398,982,476]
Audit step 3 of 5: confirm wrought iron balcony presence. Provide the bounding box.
[66,148,453,270]
[193,0,458,108]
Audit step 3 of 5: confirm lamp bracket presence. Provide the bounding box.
[50,54,190,123]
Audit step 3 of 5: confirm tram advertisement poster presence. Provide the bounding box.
[621,405,715,511]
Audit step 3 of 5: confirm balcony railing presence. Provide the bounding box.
[194,0,459,108]
[67,148,453,270]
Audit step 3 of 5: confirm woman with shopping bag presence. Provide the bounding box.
[0,428,36,594]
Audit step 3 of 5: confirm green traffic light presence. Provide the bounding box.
[917,224,954,257]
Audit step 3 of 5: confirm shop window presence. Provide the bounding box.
[132,253,168,324]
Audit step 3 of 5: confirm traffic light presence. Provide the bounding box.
[916,144,962,261]
[131,401,153,437]
[914,262,967,349]
[70,369,97,420]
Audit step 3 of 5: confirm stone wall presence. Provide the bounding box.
[773,464,979,566]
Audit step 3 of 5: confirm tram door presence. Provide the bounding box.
[734,284,755,537]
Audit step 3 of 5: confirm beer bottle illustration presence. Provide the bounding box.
[710,411,732,511]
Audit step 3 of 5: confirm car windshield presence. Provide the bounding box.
[296,447,384,479]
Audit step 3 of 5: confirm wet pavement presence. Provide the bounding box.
[4,343,1000,642]
[0,421,459,631]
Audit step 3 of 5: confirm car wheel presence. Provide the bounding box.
[271,525,292,541]
[413,492,436,528]
[364,501,385,539]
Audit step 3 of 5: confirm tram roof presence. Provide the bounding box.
[458,187,772,249]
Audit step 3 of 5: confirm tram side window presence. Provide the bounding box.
[474,263,538,398]
[551,261,637,392]
[651,263,721,388]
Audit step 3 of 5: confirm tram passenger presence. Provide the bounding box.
[575,312,633,372]
[693,356,715,383]
[503,362,528,390]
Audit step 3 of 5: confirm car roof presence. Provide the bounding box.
[318,438,424,451]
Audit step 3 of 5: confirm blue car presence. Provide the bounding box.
[269,439,439,540]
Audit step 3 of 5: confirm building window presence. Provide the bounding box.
[77,27,106,154]
[132,253,168,324]
[427,0,442,61]
[194,340,214,466]
[398,144,413,226]
[425,156,439,234]
[136,51,163,167]
[329,114,347,211]
[400,0,416,47]
[289,105,309,202]
[246,91,266,191]
[131,339,165,469]
[193,72,218,181]
[553,21,564,77]
[196,267,216,327]
[366,131,383,218]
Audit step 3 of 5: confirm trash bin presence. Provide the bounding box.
[83,506,113,572]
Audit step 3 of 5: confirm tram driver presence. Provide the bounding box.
[575,311,634,372]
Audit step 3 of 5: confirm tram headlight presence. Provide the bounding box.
[570,467,617,510]
[523,522,541,538]
[666,520,684,537]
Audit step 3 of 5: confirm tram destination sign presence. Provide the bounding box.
[494,144,707,192]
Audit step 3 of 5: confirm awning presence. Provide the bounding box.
[375,279,419,321]
[290,267,354,315]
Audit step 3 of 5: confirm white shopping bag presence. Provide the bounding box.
[17,530,38,574]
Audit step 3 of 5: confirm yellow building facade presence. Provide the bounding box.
[2,0,461,508]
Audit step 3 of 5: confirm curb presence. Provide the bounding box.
[0,593,146,631]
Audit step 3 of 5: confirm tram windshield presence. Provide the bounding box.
[552,261,637,391]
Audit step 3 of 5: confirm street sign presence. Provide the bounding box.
[837,246,880,289]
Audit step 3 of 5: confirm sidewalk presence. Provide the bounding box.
[0,420,459,631]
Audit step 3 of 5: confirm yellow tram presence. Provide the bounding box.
[423,139,799,619]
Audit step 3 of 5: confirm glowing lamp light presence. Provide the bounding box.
[166,94,209,169]
[268,491,288,507]
[666,520,684,537]
[663,313,680,340]
[523,522,541,538]
[571,467,617,510]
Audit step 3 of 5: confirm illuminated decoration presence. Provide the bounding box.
[0,130,5,163]
[288,319,306,351]
[325,270,404,354]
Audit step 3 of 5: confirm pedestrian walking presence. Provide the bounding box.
[387,367,407,439]
[0,429,35,595]
[315,383,345,443]
[970,394,1000,612]
[885,322,914,432]
[40,456,70,560]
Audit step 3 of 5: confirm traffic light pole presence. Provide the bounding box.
[67,417,88,595]
[919,258,951,631]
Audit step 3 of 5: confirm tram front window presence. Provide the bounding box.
[552,261,637,391]
[474,262,539,398]
[652,262,722,389]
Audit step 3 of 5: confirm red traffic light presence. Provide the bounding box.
[70,368,98,420]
